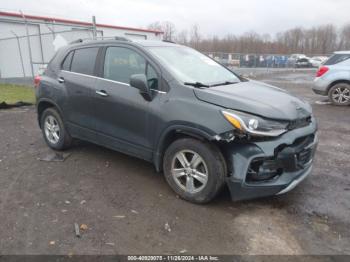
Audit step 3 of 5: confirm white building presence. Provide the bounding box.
[0,11,163,78]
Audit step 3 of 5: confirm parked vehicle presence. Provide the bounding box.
[295,58,312,68]
[309,56,328,68]
[239,54,258,67]
[313,51,350,106]
[35,39,318,203]
[287,54,307,67]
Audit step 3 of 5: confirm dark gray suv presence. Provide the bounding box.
[35,39,318,203]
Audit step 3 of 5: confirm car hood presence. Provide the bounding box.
[193,80,312,120]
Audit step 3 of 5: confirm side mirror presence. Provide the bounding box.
[130,74,152,101]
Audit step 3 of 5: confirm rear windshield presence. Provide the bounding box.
[324,54,350,65]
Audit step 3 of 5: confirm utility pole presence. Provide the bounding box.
[20,10,35,79]
[11,31,26,77]
[92,16,97,40]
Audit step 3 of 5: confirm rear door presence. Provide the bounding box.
[91,45,162,160]
[59,47,99,139]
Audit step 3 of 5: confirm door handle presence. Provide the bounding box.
[96,90,109,97]
[58,77,65,83]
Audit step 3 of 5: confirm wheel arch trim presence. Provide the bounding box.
[153,124,217,172]
[327,79,350,92]
[36,98,64,128]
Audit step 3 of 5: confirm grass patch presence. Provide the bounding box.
[0,83,35,104]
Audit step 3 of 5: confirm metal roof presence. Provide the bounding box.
[0,11,163,35]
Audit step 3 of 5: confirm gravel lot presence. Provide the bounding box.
[0,70,349,255]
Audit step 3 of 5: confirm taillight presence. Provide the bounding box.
[34,75,41,88]
[316,66,329,77]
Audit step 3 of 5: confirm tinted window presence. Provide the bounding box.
[104,47,146,83]
[324,54,350,65]
[71,48,99,75]
[62,51,74,71]
[146,64,159,90]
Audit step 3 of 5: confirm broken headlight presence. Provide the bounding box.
[221,110,288,137]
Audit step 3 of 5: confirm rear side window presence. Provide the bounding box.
[324,54,350,65]
[62,51,74,71]
[71,47,99,75]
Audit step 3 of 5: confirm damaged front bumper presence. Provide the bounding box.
[225,118,318,201]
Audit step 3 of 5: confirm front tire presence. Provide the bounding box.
[163,138,226,204]
[41,108,72,150]
[328,83,350,106]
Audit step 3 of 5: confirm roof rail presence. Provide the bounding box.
[69,38,84,44]
[113,36,131,41]
[162,40,176,44]
[68,36,131,45]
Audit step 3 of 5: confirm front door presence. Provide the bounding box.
[92,46,161,160]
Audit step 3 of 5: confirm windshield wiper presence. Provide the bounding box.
[210,81,238,87]
[184,82,210,88]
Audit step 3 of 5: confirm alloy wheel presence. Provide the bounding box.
[44,115,60,144]
[332,86,350,104]
[171,150,208,194]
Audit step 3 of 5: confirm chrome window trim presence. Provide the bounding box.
[151,89,166,94]
[61,70,130,86]
[61,70,167,94]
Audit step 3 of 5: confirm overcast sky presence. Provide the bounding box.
[1,0,349,37]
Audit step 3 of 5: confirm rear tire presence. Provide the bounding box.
[163,138,226,204]
[41,108,72,150]
[328,83,350,106]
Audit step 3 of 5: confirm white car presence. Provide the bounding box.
[309,56,328,68]
[313,51,350,106]
[287,54,307,67]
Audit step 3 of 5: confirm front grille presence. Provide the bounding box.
[293,134,315,147]
[288,116,312,130]
[297,148,312,167]
[291,134,314,168]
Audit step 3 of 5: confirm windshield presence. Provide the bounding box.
[147,46,240,86]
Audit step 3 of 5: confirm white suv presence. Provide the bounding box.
[313,51,350,106]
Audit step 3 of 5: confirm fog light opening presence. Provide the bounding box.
[247,159,282,182]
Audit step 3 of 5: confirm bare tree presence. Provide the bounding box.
[189,24,201,49]
[147,21,162,31]
[162,21,176,41]
[150,21,350,55]
[339,24,350,50]
[176,30,188,45]
[148,21,176,41]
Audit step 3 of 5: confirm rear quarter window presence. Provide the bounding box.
[324,54,350,65]
[61,51,74,71]
[70,47,99,75]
